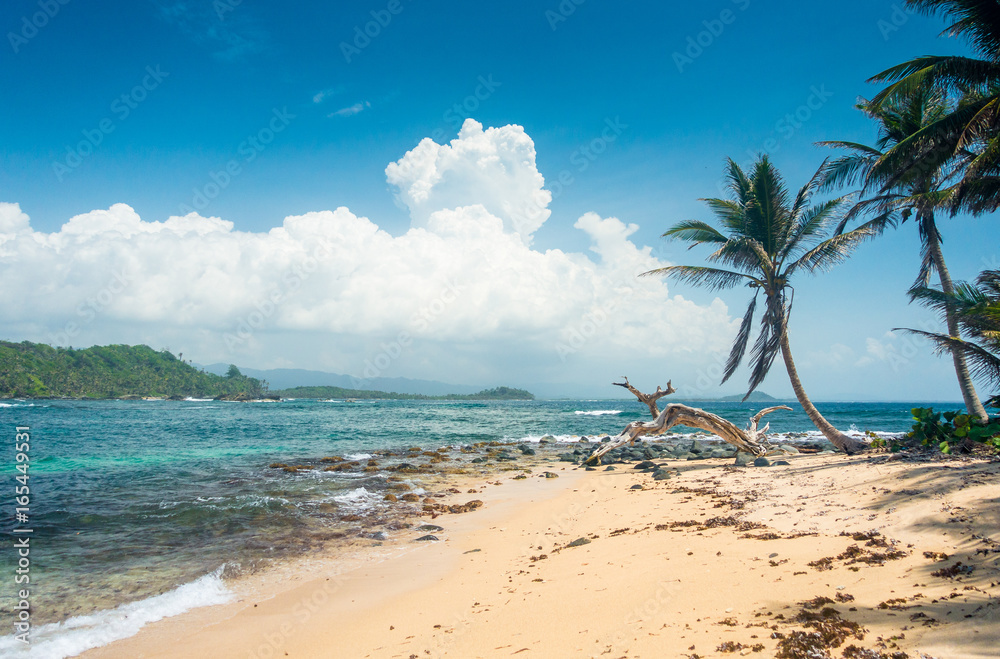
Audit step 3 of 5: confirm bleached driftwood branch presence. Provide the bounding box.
[585,378,791,465]
[613,376,675,418]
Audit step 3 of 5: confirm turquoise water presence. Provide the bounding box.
[0,397,946,656]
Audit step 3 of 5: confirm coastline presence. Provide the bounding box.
[80,450,1000,658]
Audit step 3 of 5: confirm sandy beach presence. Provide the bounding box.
[81,448,1000,659]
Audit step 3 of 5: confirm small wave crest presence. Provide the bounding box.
[573,410,622,416]
[0,568,232,659]
[333,487,382,513]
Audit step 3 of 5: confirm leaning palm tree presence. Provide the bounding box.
[819,87,989,421]
[903,269,1000,404]
[867,0,1000,215]
[645,156,880,454]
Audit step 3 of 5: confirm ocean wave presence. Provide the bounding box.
[0,567,232,659]
[333,487,383,512]
[183,397,214,402]
[573,410,622,416]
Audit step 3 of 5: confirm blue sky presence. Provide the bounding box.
[1,0,995,400]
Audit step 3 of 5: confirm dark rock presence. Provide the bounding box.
[689,441,706,454]
[753,457,772,467]
[470,457,486,464]
[543,472,559,478]
[415,535,439,542]
[630,484,644,490]
[417,524,444,532]
[634,461,657,470]
[566,537,591,548]
[604,466,616,471]
[585,466,596,471]
[370,531,388,541]
[773,460,791,466]
[558,453,578,463]
[518,444,536,455]
[734,452,754,467]
[686,454,705,460]
[539,435,555,443]
[652,468,671,481]
[600,435,612,443]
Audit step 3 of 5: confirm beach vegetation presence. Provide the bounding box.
[908,406,1000,452]
[0,340,268,399]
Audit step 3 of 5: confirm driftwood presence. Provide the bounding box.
[613,376,675,418]
[584,379,791,465]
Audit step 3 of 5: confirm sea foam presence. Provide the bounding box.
[0,568,232,659]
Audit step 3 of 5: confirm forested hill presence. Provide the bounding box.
[272,385,535,400]
[0,341,267,399]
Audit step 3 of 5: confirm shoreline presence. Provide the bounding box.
[78,450,1000,658]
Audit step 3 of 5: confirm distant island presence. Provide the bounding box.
[0,341,269,399]
[0,341,533,401]
[272,385,535,401]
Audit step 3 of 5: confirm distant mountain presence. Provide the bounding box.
[200,364,481,396]
[717,391,781,403]
[272,385,534,401]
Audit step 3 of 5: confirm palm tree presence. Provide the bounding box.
[867,0,1000,215]
[645,155,880,454]
[903,269,1000,406]
[819,87,989,421]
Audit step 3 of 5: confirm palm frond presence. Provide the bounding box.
[640,265,759,291]
[722,293,758,385]
[898,328,1000,387]
[744,293,786,398]
[787,221,879,275]
[662,220,729,246]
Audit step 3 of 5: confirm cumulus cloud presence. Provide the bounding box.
[0,122,738,387]
[386,119,552,243]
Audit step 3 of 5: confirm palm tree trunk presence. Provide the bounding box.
[922,214,989,422]
[779,329,867,454]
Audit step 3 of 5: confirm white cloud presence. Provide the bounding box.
[329,101,370,117]
[0,122,739,388]
[312,86,343,104]
[386,119,552,243]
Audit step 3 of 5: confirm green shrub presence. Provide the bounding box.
[908,407,1000,453]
